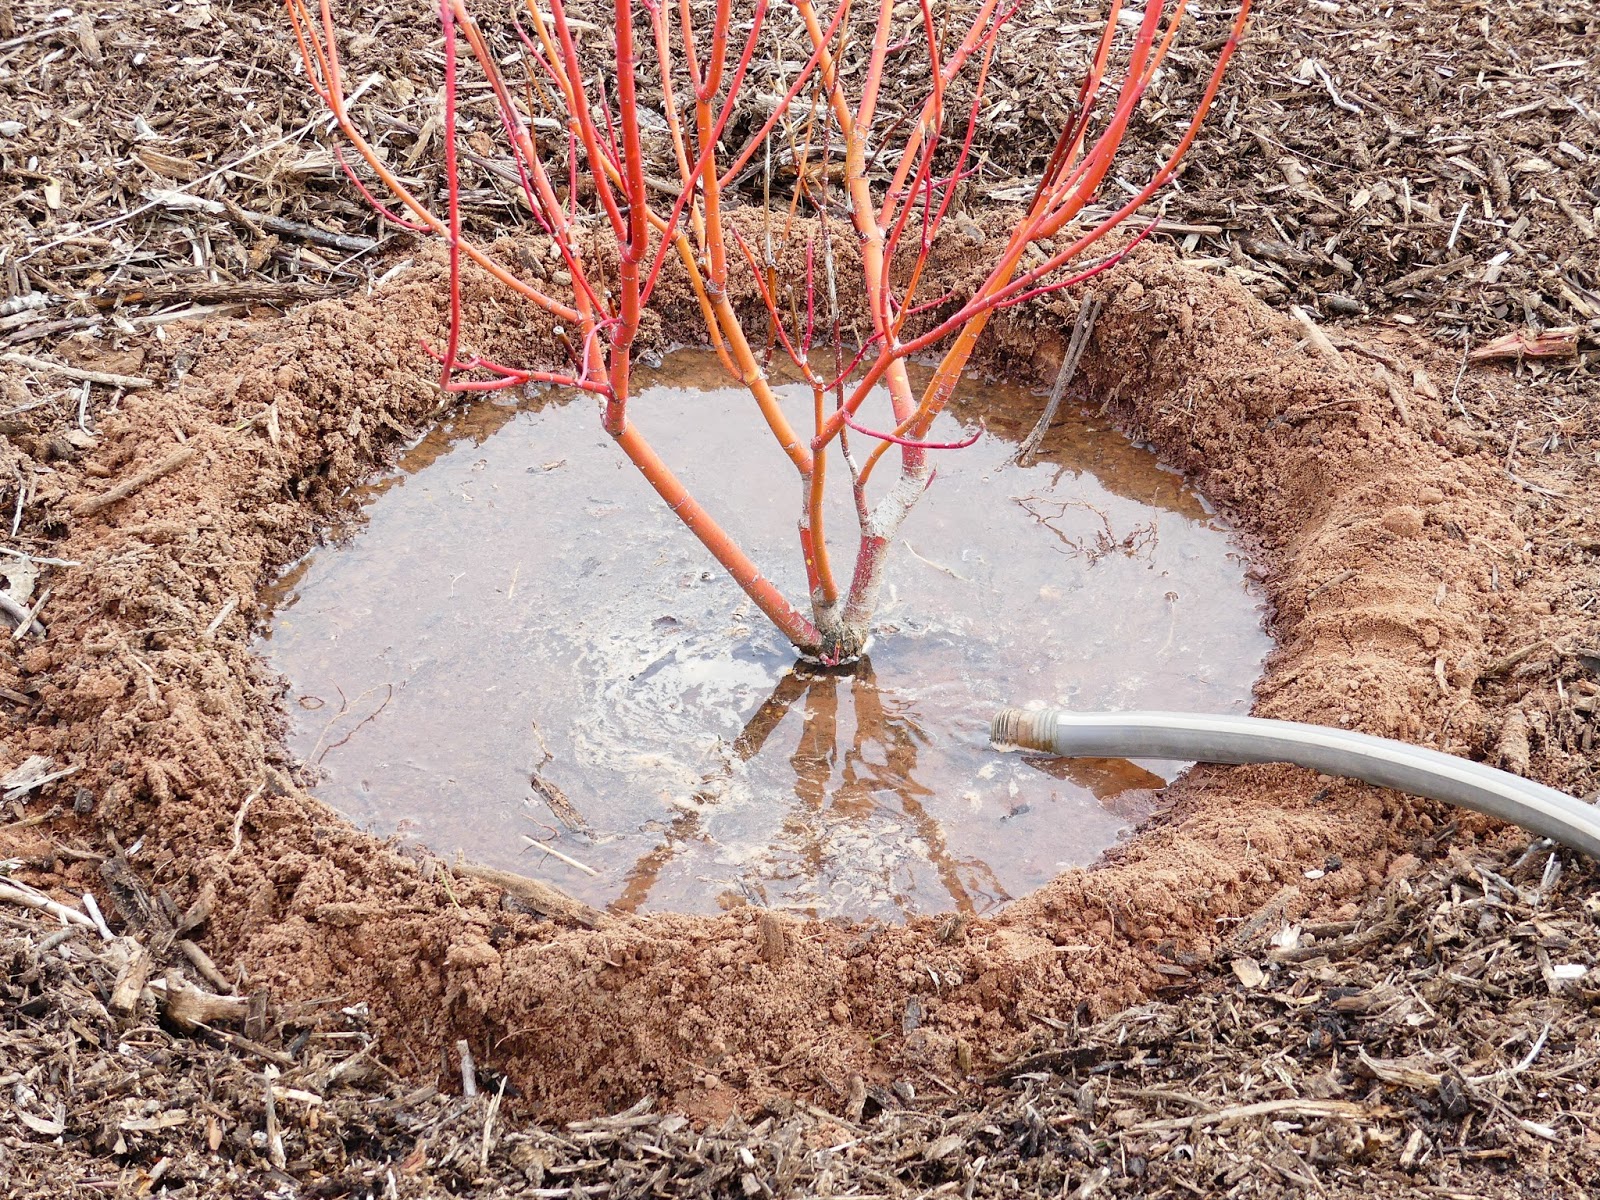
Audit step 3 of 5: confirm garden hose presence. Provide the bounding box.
[990,708,1600,861]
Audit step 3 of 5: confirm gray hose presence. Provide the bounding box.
[990,708,1600,861]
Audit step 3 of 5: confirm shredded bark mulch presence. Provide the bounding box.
[3,835,1597,1195]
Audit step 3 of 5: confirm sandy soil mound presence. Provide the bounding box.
[0,240,1544,1120]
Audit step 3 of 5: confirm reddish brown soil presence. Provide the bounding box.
[0,232,1551,1121]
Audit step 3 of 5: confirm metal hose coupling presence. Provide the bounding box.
[990,707,1600,862]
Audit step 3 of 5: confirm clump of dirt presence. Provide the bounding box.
[0,226,1556,1122]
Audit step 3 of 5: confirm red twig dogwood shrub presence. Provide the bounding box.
[287,0,1250,661]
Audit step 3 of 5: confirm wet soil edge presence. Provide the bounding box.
[19,243,1532,1121]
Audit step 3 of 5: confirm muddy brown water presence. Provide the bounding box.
[259,351,1270,920]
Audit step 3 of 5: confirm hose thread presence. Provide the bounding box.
[990,707,1061,753]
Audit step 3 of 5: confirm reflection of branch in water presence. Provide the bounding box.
[610,806,708,915]
[1013,495,1157,564]
[613,660,1009,917]
[731,670,810,761]
[805,659,1009,916]
[1014,295,1102,467]
[611,671,809,915]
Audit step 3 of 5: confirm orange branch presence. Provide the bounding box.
[289,0,1250,659]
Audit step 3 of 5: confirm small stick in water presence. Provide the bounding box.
[522,835,600,877]
[1016,297,1102,466]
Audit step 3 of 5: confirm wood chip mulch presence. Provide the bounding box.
[3,833,1596,1196]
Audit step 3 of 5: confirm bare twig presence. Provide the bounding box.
[1289,304,1348,370]
[0,878,97,929]
[10,585,50,642]
[226,782,266,862]
[203,595,240,641]
[1016,297,1102,465]
[232,211,377,255]
[1,351,154,390]
[73,445,198,517]
[453,858,607,928]
[1132,1097,1377,1133]
[0,547,78,568]
[81,891,113,940]
[178,938,236,994]
[0,590,46,637]
[1478,639,1552,681]
[521,835,600,877]
[1307,568,1358,601]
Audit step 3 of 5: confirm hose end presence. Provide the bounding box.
[991,707,1063,753]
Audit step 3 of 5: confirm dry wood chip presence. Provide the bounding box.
[15,1109,67,1137]
[119,1110,189,1133]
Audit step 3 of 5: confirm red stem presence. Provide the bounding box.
[438,0,465,395]
[839,408,984,450]
[331,145,429,232]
